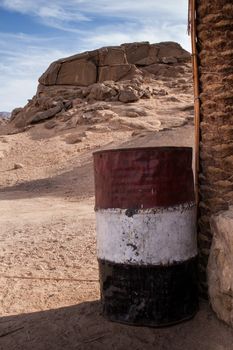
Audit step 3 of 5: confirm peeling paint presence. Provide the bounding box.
[96,202,197,265]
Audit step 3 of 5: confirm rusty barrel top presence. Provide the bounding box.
[93,146,194,209]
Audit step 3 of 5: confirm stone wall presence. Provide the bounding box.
[196,0,233,296]
[208,207,233,326]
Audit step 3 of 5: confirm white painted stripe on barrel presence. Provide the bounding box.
[96,203,197,265]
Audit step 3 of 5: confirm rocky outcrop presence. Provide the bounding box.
[39,42,189,86]
[9,41,190,129]
[208,207,233,326]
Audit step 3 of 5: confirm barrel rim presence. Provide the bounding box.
[93,146,192,155]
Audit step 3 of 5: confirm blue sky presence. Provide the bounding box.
[0,0,190,111]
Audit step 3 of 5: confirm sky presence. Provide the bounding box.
[0,0,190,112]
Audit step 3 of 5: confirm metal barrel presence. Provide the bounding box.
[93,146,198,327]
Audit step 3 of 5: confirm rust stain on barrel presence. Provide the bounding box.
[93,146,194,209]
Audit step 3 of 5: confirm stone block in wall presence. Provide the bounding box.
[208,207,233,327]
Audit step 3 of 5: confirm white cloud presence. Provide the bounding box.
[0,0,90,25]
[79,0,188,20]
[0,0,188,27]
[0,0,35,13]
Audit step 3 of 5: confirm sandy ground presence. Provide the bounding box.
[0,120,233,349]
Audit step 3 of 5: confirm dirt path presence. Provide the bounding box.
[0,196,98,317]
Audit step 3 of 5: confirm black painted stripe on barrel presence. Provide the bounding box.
[98,257,199,327]
[93,147,194,209]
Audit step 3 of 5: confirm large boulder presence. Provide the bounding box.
[98,64,136,82]
[56,59,97,86]
[30,102,63,124]
[39,62,62,85]
[208,207,233,327]
[99,47,127,66]
[121,42,155,65]
[118,87,139,103]
[156,42,190,62]
[39,50,99,86]
[87,83,118,101]
[121,41,190,66]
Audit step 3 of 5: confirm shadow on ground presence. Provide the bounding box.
[0,301,233,350]
[0,161,94,201]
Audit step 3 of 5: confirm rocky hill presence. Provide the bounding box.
[8,41,193,135]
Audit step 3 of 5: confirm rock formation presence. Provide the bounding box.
[39,41,189,86]
[208,208,233,326]
[9,41,191,130]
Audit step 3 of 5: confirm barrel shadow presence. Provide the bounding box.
[0,301,232,350]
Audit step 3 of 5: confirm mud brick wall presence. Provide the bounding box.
[196,0,233,296]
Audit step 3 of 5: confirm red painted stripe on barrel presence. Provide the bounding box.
[93,147,194,209]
